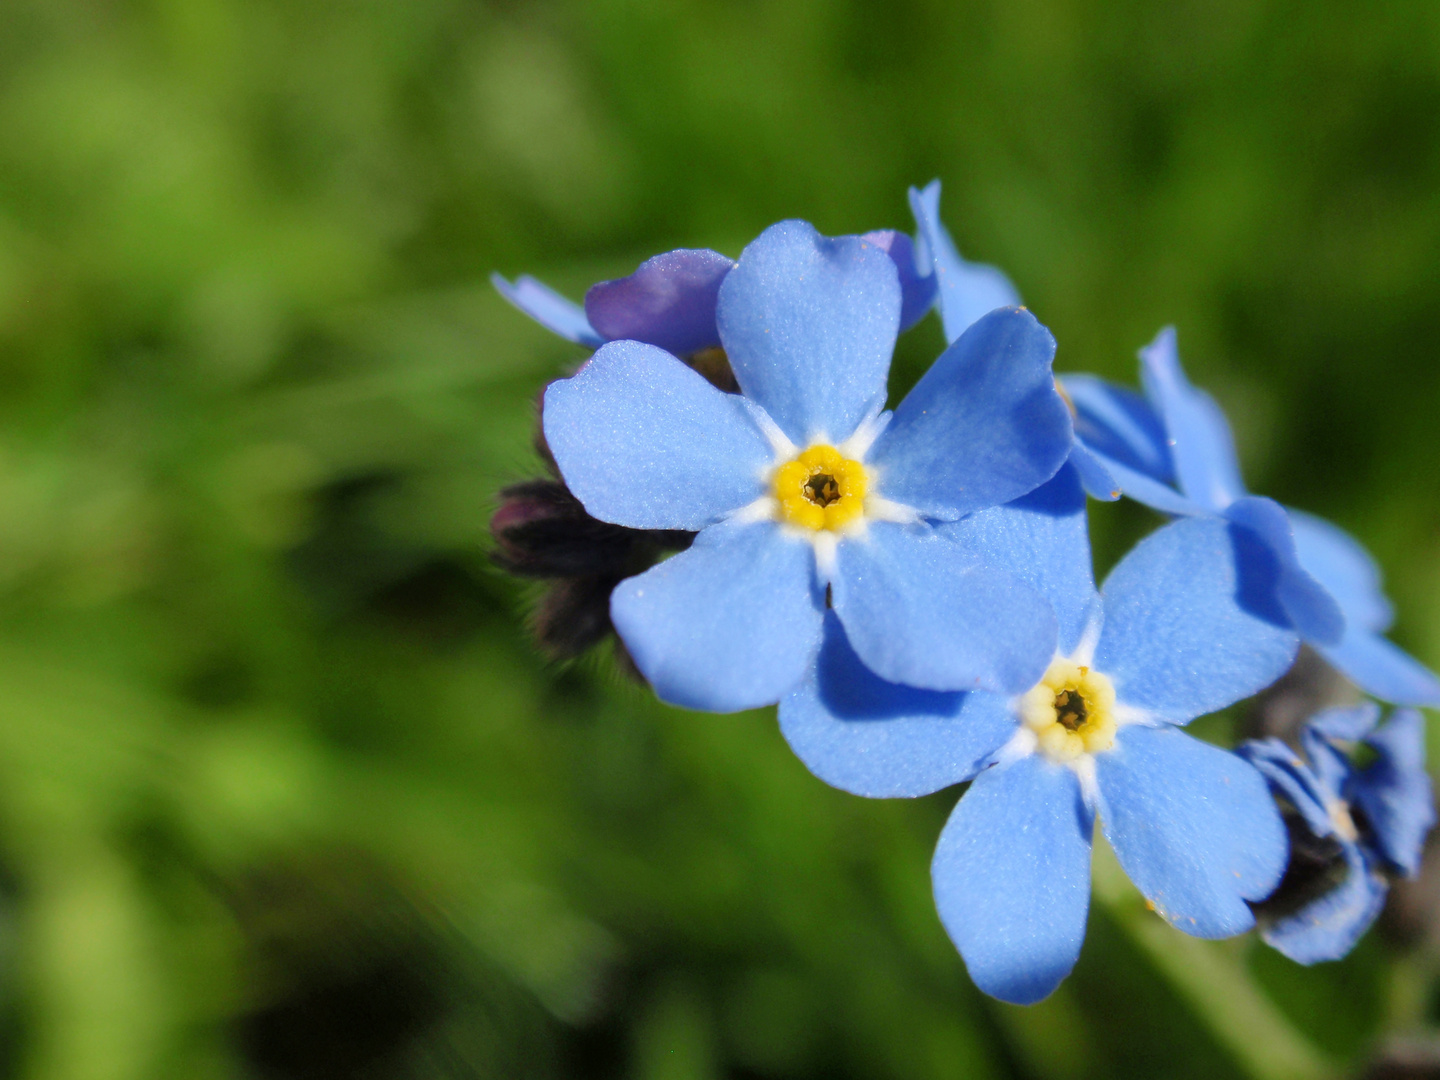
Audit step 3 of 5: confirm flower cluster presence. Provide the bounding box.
[492,181,1437,1004]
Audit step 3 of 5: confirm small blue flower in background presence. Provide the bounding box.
[492,231,937,355]
[1239,704,1434,964]
[541,220,1074,712]
[781,464,1297,1004]
[1063,329,1440,707]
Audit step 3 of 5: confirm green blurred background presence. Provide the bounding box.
[0,0,1438,1076]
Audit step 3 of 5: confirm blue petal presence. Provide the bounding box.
[932,755,1093,1005]
[937,463,1096,655]
[1261,846,1388,965]
[907,181,1022,344]
[1317,629,1440,708]
[1080,446,1208,516]
[862,229,937,332]
[868,308,1073,519]
[1138,327,1247,513]
[1064,372,1207,514]
[542,340,773,531]
[1095,517,1299,723]
[1289,509,1394,633]
[1352,708,1434,877]
[778,613,1014,798]
[716,221,899,446]
[1063,374,1175,484]
[1224,497,1345,646]
[1096,725,1287,937]
[583,248,734,356]
[491,272,605,347]
[832,522,1056,694]
[1069,442,1123,502]
[1238,738,1336,839]
[610,522,823,712]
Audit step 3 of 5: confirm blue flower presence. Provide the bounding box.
[540,220,1074,712]
[1061,329,1440,707]
[915,187,1437,705]
[493,230,937,355]
[1239,704,1434,963]
[780,466,1297,1003]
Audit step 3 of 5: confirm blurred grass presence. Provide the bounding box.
[0,0,1438,1077]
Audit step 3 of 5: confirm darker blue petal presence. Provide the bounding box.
[1095,517,1299,723]
[1063,374,1175,484]
[1239,738,1336,839]
[1261,846,1388,965]
[778,613,1014,798]
[938,463,1096,655]
[868,307,1072,519]
[908,181,1022,344]
[491,272,605,347]
[862,229,937,332]
[610,522,823,712]
[542,340,773,530]
[1096,725,1287,937]
[1352,708,1434,877]
[717,221,899,445]
[1289,509,1393,633]
[1138,327,1247,512]
[832,522,1056,694]
[1300,703,1379,797]
[1224,497,1345,646]
[1080,447,1208,516]
[583,248,734,356]
[932,755,1093,1005]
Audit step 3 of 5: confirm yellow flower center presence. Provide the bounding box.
[772,445,868,532]
[1019,657,1117,762]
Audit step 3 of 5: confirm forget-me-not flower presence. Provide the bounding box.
[780,465,1297,1003]
[492,231,937,356]
[541,220,1074,712]
[1239,704,1434,963]
[1061,329,1440,707]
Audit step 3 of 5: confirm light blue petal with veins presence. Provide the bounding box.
[933,755,1093,1005]
[1095,517,1298,723]
[1097,725,1287,937]
[610,522,823,712]
[868,307,1072,520]
[542,340,773,531]
[716,221,899,446]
